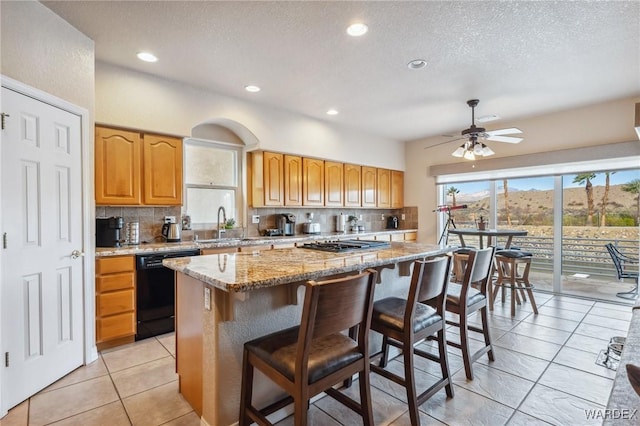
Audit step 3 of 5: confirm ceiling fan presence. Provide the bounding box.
[427,99,523,160]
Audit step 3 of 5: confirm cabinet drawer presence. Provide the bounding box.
[391,233,405,242]
[96,312,136,342]
[404,232,417,241]
[97,289,135,317]
[375,234,392,241]
[96,256,134,274]
[97,272,135,293]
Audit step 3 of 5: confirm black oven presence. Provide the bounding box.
[135,249,200,340]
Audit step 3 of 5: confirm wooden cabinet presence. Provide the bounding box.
[95,127,142,205]
[377,168,391,208]
[303,158,324,206]
[391,170,404,209]
[324,161,344,207]
[404,232,417,241]
[95,126,183,206]
[201,247,238,255]
[361,166,377,208]
[95,256,136,350]
[249,151,285,207]
[344,164,361,207]
[284,155,303,206]
[143,134,183,205]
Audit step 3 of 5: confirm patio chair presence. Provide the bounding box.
[605,243,639,300]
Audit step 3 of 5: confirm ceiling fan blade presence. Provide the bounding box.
[486,127,522,136]
[486,135,523,144]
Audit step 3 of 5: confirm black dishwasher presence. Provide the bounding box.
[135,249,200,340]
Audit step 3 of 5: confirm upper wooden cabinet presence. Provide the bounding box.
[95,127,142,205]
[284,155,303,206]
[324,161,344,207]
[143,134,183,205]
[361,166,377,208]
[263,152,284,206]
[344,164,361,207]
[95,126,183,206]
[377,168,391,208]
[303,158,324,206]
[391,170,404,208]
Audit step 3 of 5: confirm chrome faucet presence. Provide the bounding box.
[217,206,227,239]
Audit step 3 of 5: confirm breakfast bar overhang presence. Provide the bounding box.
[163,242,451,426]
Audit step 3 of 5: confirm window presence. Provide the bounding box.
[183,138,243,228]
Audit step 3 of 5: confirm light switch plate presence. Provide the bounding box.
[252,215,260,224]
[401,214,406,220]
[204,287,211,311]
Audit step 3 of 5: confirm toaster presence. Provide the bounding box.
[302,222,321,234]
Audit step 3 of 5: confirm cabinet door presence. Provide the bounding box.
[264,152,284,206]
[344,164,361,207]
[143,134,183,205]
[284,155,302,206]
[377,168,391,208]
[303,158,324,206]
[361,166,377,207]
[324,161,344,207]
[95,126,141,205]
[391,170,404,208]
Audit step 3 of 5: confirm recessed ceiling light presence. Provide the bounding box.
[407,59,427,70]
[245,85,261,93]
[326,109,339,116]
[137,52,158,63]
[346,23,368,37]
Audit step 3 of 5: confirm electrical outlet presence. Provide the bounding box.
[204,287,211,311]
[164,215,176,224]
[381,214,385,221]
[252,215,260,224]
[401,214,406,220]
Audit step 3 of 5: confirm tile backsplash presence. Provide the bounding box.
[96,206,182,243]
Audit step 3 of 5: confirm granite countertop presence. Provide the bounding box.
[95,229,417,257]
[162,241,450,293]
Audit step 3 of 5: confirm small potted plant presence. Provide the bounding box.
[225,218,236,229]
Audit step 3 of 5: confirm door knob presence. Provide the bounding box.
[71,249,84,259]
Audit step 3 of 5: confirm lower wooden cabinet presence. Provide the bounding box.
[95,256,136,350]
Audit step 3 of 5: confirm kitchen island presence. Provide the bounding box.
[163,241,450,426]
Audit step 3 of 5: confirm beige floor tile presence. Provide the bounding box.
[122,380,192,426]
[507,410,554,425]
[388,409,446,425]
[521,313,580,332]
[43,357,109,393]
[581,314,630,332]
[574,322,628,340]
[1,399,29,426]
[510,321,572,345]
[111,356,177,398]
[156,333,176,355]
[538,363,613,406]
[594,301,634,312]
[274,405,342,425]
[588,306,633,321]
[553,346,617,379]
[161,411,202,426]
[564,333,610,354]
[29,376,119,426]
[370,359,445,404]
[477,346,549,382]
[519,384,605,425]
[102,338,171,373]
[543,299,594,313]
[48,401,130,426]
[494,332,562,361]
[420,385,514,425]
[537,306,587,322]
[451,363,535,408]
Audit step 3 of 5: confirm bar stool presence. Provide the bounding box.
[452,247,473,283]
[239,270,378,426]
[439,247,496,380]
[370,257,454,426]
[493,250,538,317]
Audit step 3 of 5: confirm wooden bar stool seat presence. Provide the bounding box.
[370,257,454,426]
[452,247,473,283]
[493,250,538,317]
[239,270,378,426]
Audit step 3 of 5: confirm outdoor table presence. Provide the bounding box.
[448,228,528,249]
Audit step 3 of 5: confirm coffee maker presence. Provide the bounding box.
[96,217,124,247]
[386,215,399,229]
[278,213,296,236]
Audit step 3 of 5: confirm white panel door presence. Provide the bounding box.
[1,87,84,409]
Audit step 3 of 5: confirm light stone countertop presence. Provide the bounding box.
[163,241,450,293]
[94,229,417,257]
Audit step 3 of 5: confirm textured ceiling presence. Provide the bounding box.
[42,1,640,143]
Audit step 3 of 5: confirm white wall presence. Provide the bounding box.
[95,62,405,170]
[405,96,640,243]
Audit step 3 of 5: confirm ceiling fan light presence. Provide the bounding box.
[463,150,476,161]
[452,146,465,157]
[473,143,483,155]
[481,144,495,156]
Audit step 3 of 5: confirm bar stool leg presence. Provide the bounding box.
[509,259,517,317]
[521,260,538,314]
